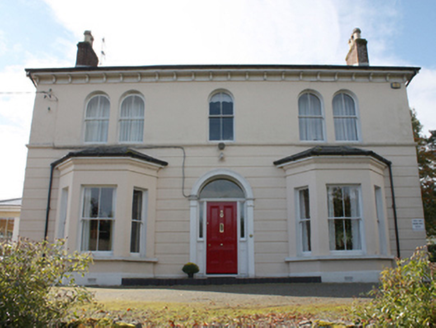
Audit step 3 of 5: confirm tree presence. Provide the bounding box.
[411,109,436,236]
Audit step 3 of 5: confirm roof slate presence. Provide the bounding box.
[52,146,168,167]
[273,146,391,166]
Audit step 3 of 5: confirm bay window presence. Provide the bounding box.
[327,185,362,251]
[81,187,115,252]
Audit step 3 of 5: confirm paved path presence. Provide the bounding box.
[90,283,376,307]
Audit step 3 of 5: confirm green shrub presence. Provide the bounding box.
[354,246,436,326]
[182,262,199,274]
[0,238,93,327]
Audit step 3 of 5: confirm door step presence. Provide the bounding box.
[122,276,321,286]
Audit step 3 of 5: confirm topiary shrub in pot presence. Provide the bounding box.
[182,262,199,278]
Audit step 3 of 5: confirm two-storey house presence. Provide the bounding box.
[20,29,426,285]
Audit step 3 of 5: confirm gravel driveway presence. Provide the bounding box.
[90,283,375,307]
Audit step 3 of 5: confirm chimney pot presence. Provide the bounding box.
[83,30,94,46]
[346,27,369,66]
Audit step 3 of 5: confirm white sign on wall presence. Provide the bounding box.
[412,219,425,231]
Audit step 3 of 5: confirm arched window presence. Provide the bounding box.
[84,95,110,143]
[298,92,324,141]
[332,93,359,141]
[209,92,234,141]
[200,179,244,198]
[119,95,145,143]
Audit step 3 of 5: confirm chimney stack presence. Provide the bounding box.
[345,28,369,66]
[75,30,98,67]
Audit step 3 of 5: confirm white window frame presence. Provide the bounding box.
[332,92,360,142]
[84,94,110,143]
[119,94,145,143]
[80,186,116,254]
[296,187,311,254]
[327,185,363,253]
[298,91,325,141]
[130,189,148,256]
[208,91,235,142]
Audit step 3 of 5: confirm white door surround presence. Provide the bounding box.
[189,169,255,277]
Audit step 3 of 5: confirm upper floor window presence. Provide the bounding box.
[84,95,110,143]
[119,95,145,143]
[209,92,234,141]
[333,93,359,141]
[298,92,324,141]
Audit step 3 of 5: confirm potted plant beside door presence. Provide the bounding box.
[182,262,199,278]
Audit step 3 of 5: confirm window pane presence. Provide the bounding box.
[83,220,98,251]
[222,117,234,140]
[299,189,310,219]
[209,101,220,115]
[334,118,358,141]
[222,101,233,115]
[130,190,143,253]
[199,202,204,239]
[98,220,112,251]
[100,188,114,218]
[301,220,311,252]
[132,190,142,221]
[130,221,141,253]
[200,179,244,198]
[209,117,220,140]
[240,203,245,238]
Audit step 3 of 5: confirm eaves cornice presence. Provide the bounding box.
[25,64,420,87]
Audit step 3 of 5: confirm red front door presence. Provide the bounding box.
[206,202,238,274]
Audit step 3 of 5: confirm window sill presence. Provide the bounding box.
[285,254,394,262]
[92,256,158,263]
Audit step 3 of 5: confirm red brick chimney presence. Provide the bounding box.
[75,31,98,67]
[345,28,369,66]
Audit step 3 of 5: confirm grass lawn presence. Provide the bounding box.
[67,298,367,327]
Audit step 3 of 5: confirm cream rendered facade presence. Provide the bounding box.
[20,65,426,285]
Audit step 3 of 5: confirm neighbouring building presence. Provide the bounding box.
[0,198,21,242]
[19,29,426,285]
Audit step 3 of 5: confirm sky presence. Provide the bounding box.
[0,0,435,200]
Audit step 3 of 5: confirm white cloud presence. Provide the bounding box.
[43,0,342,65]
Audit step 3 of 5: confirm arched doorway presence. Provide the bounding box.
[189,169,254,277]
